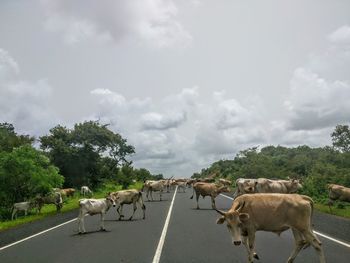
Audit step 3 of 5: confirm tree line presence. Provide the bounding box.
[0,121,161,220]
[192,124,350,203]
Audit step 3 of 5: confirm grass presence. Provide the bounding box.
[0,181,143,232]
[315,203,350,219]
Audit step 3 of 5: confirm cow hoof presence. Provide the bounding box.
[254,253,259,260]
[128,217,133,221]
[143,217,145,220]
[101,228,106,232]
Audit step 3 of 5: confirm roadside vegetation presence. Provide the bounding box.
[0,181,144,231]
[192,124,350,219]
[0,121,161,229]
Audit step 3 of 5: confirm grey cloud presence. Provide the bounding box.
[140,111,187,130]
[41,0,192,48]
[0,48,58,136]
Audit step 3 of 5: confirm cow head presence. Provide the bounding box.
[243,181,256,193]
[289,179,302,193]
[215,201,249,246]
[106,193,116,207]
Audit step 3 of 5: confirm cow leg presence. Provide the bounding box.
[242,235,253,262]
[129,202,137,220]
[119,205,124,220]
[248,234,259,261]
[301,230,326,263]
[25,209,28,217]
[11,208,17,220]
[211,196,216,210]
[100,213,106,231]
[160,190,163,201]
[196,192,200,209]
[287,228,307,263]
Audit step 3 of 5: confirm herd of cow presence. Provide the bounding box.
[10,177,350,263]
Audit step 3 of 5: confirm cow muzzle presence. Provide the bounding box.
[233,241,241,246]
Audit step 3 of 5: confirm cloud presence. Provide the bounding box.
[41,0,192,48]
[284,25,350,131]
[140,111,187,130]
[0,48,57,136]
[328,25,350,45]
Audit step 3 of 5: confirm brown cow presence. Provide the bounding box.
[215,194,325,263]
[190,182,230,209]
[60,188,76,198]
[328,184,350,209]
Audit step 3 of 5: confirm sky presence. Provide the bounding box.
[1,0,350,177]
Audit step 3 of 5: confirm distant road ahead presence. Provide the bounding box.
[0,189,349,262]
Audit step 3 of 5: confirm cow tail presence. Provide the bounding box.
[139,191,146,210]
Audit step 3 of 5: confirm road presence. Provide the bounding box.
[0,188,349,263]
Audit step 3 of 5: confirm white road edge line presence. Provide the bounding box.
[219,194,350,249]
[152,186,178,263]
[0,217,77,251]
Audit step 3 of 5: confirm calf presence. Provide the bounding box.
[190,182,230,209]
[111,189,146,220]
[215,194,325,263]
[11,201,35,220]
[77,195,116,234]
[81,186,93,197]
[176,181,187,193]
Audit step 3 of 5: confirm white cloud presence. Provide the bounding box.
[0,48,57,136]
[329,25,350,45]
[41,0,192,48]
[284,25,350,131]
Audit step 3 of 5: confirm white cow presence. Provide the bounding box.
[145,180,165,201]
[81,186,93,197]
[176,181,187,193]
[11,201,35,220]
[77,195,116,234]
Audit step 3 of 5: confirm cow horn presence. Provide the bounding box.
[236,201,245,212]
[214,208,226,216]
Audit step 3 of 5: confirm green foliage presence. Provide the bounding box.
[193,144,350,203]
[0,123,34,152]
[0,145,64,219]
[332,124,350,152]
[40,121,135,188]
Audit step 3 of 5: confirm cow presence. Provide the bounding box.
[255,178,302,194]
[215,194,325,263]
[173,181,187,193]
[11,201,35,220]
[190,182,230,209]
[145,180,165,201]
[110,189,146,220]
[233,178,257,199]
[77,194,116,234]
[60,188,76,198]
[81,186,93,197]
[327,184,350,210]
[35,192,63,213]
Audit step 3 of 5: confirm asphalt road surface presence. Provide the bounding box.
[0,188,349,263]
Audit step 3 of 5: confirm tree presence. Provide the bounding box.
[0,145,63,219]
[332,124,350,153]
[0,122,34,152]
[40,121,135,187]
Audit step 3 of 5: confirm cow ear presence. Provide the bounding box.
[239,213,249,222]
[216,216,225,224]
